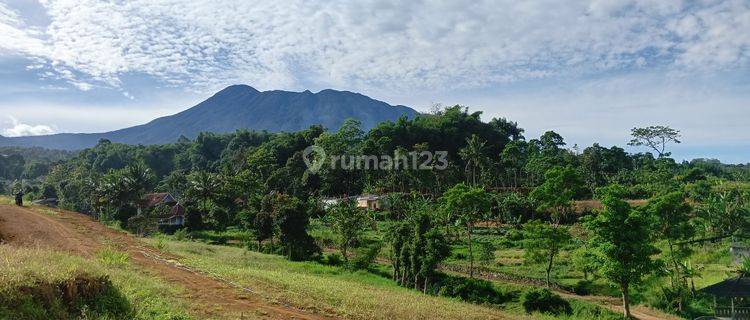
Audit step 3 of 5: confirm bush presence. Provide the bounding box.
[323,253,344,266]
[522,288,571,315]
[173,228,189,241]
[434,274,515,305]
[572,279,594,296]
[349,243,381,270]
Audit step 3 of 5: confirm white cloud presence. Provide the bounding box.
[2,116,55,137]
[0,0,748,94]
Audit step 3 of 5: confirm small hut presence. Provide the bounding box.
[701,276,750,319]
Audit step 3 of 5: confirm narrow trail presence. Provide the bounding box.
[0,204,334,320]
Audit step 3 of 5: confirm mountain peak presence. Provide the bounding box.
[0,86,418,150]
[214,84,260,96]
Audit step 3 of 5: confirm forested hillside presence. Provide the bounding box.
[6,105,750,319]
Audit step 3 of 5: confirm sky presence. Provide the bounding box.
[0,0,748,163]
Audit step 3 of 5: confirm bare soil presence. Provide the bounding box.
[0,204,334,320]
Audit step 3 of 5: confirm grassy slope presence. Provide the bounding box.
[148,238,523,320]
[0,243,191,319]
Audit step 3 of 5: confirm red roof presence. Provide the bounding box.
[141,193,176,208]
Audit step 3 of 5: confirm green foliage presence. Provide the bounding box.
[585,184,661,318]
[442,183,492,277]
[628,125,681,157]
[268,193,320,261]
[350,243,382,270]
[329,199,371,262]
[521,288,571,315]
[478,241,495,266]
[522,220,571,287]
[530,166,583,223]
[173,228,189,241]
[434,275,515,305]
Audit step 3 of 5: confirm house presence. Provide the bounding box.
[139,193,185,228]
[157,203,186,227]
[700,275,750,319]
[140,193,177,211]
[356,195,382,211]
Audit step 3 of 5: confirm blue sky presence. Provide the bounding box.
[0,0,748,163]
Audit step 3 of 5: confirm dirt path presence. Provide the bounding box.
[0,204,333,320]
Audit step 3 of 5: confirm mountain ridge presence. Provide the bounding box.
[0,85,418,150]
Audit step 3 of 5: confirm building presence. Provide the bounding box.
[139,193,185,228]
[356,195,382,211]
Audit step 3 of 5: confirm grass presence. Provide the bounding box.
[0,195,17,205]
[148,238,519,319]
[0,244,191,320]
[148,237,626,320]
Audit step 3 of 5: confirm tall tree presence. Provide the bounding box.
[628,126,681,157]
[585,184,660,318]
[459,134,488,186]
[441,183,492,277]
[642,192,694,311]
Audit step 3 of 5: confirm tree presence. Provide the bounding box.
[253,210,274,252]
[530,166,583,224]
[698,189,749,237]
[329,199,370,263]
[522,220,571,287]
[271,193,320,261]
[459,134,488,186]
[478,241,496,266]
[585,184,660,318]
[493,192,534,230]
[641,192,694,311]
[628,126,681,157]
[442,183,492,277]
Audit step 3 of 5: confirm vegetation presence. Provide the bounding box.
[0,245,190,320]
[4,105,750,319]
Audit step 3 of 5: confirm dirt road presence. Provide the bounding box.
[0,204,333,320]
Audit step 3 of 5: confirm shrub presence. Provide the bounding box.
[323,253,344,266]
[521,288,571,315]
[434,275,515,305]
[478,241,495,265]
[572,279,594,296]
[173,228,189,241]
[349,243,381,270]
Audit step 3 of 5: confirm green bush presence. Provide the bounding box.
[323,253,344,266]
[433,275,515,305]
[521,288,571,315]
[572,280,594,296]
[173,228,189,241]
[349,244,381,270]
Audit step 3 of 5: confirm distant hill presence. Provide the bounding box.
[0,85,418,150]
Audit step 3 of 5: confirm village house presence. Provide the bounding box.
[356,195,382,211]
[139,192,186,229]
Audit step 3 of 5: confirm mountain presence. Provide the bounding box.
[0,85,418,150]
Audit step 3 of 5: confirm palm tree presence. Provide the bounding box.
[459,134,487,186]
[188,170,221,208]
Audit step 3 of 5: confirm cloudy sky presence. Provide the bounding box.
[0,0,748,162]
